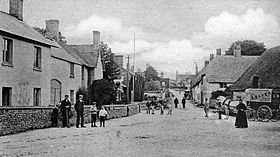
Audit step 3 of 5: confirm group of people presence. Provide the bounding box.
[146,98,172,115]
[173,97,186,109]
[58,95,108,128]
[203,96,248,128]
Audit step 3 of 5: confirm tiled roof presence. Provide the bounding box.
[193,55,258,86]
[0,11,55,46]
[51,42,81,65]
[70,45,100,68]
[58,42,89,66]
[231,46,280,90]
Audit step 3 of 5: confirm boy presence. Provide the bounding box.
[90,102,98,127]
[99,106,108,127]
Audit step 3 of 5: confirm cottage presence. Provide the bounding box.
[231,46,280,99]
[0,0,56,106]
[192,46,258,104]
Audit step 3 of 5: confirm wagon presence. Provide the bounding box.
[245,88,280,121]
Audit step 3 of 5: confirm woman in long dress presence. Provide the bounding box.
[235,97,248,128]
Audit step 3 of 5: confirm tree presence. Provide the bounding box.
[99,42,121,80]
[144,80,161,91]
[144,65,160,82]
[90,79,117,108]
[226,40,266,56]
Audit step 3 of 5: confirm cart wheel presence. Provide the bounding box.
[257,105,272,121]
[246,108,257,121]
[273,109,280,121]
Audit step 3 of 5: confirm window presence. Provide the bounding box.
[219,83,227,88]
[2,87,12,106]
[33,88,41,106]
[34,46,42,70]
[2,38,13,66]
[252,76,260,88]
[70,63,74,78]
[70,90,74,103]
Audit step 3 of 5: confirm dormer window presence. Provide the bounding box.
[252,76,260,88]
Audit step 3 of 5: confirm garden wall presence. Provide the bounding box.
[0,102,146,136]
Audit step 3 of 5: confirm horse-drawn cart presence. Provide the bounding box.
[245,88,280,121]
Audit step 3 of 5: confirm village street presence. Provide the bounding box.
[0,91,280,157]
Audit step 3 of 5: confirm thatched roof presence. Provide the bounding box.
[192,55,258,86]
[231,46,280,91]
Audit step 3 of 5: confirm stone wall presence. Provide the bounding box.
[0,107,53,136]
[0,102,146,136]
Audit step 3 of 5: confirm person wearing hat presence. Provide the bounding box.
[75,95,86,128]
[235,96,248,128]
[90,102,98,127]
[60,95,71,128]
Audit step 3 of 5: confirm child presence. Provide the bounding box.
[224,103,230,120]
[90,102,98,127]
[99,106,108,127]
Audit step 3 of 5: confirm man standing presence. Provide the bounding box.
[204,98,209,117]
[61,95,71,128]
[75,95,86,128]
[174,97,179,108]
[146,99,151,114]
[182,97,186,109]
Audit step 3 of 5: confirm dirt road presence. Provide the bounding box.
[1,96,280,156]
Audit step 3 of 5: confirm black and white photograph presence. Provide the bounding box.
[1,0,280,156]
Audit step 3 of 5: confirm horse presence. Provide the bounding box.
[216,96,239,115]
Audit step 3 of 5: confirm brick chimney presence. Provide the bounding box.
[45,19,59,41]
[93,31,100,46]
[204,61,209,67]
[233,43,242,57]
[216,49,221,56]
[209,54,214,61]
[9,0,23,21]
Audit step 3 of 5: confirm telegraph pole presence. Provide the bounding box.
[126,55,131,103]
[132,32,136,103]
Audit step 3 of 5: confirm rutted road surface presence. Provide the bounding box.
[1,96,280,156]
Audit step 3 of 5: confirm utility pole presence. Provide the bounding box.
[125,55,131,103]
[132,32,136,103]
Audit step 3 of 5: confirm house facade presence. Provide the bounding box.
[192,46,258,104]
[0,1,56,106]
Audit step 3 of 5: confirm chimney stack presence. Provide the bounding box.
[93,31,100,46]
[204,61,209,67]
[9,0,23,21]
[210,54,214,61]
[216,49,221,56]
[45,19,59,41]
[233,42,242,57]
[115,55,124,68]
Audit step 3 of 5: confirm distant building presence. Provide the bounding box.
[192,46,258,104]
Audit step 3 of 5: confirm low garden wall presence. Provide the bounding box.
[0,102,146,136]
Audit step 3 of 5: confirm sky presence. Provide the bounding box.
[1,0,280,79]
